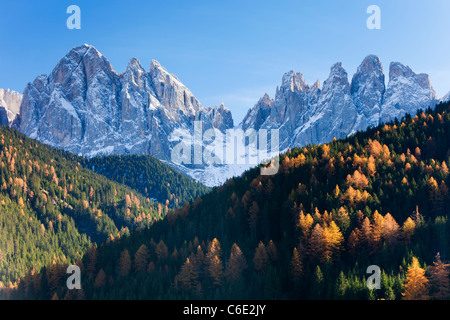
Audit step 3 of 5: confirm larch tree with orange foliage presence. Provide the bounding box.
[94,268,107,288]
[253,241,269,274]
[371,211,385,251]
[309,221,343,263]
[206,238,224,287]
[290,247,303,282]
[402,217,416,243]
[382,213,400,248]
[347,228,360,256]
[428,253,450,300]
[118,249,132,277]
[402,257,429,300]
[134,244,150,273]
[175,258,199,291]
[225,243,247,282]
[297,211,314,238]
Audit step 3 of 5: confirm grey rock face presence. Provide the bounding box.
[350,54,385,129]
[19,44,234,162]
[0,88,22,125]
[380,62,438,123]
[242,55,439,153]
[0,107,9,126]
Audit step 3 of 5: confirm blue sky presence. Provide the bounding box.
[1,0,450,123]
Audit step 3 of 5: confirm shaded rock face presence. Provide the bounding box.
[0,88,22,125]
[19,45,233,161]
[380,62,437,123]
[242,55,438,151]
[350,54,385,128]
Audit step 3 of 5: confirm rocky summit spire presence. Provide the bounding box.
[350,55,385,127]
[380,62,438,123]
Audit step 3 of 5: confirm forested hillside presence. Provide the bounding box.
[0,128,167,287]
[82,155,209,207]
[6,102,450,300]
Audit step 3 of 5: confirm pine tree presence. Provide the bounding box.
[312,265,324,299]
[86,247,98,279]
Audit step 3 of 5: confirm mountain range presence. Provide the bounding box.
[0,45,446,186]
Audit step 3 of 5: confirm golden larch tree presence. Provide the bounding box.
[371,211,385,251]
[290,247,303,282]
[382,213,400,248]
[402,217,416,243]
[207,255,224,287]
[225,243,247,282]
[402,257,429,300]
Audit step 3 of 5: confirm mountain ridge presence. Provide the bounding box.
[1,45,443,186]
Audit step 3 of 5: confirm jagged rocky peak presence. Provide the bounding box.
[241,93,274,131]
[351,55,385,92]
[206,103,234,132]
[350,55,385,127]
[18,44,233,167]
[51,44,117,86]
[148,59,202,117]
[260,93,274,106]
[0,88,22,125]
[389,61,414,79]
[441,91,450,103]
[324,62,350,88]
[126,57,145,75]
[281,70,307,92]
[310,80,321,91]
[380,61,438,123]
